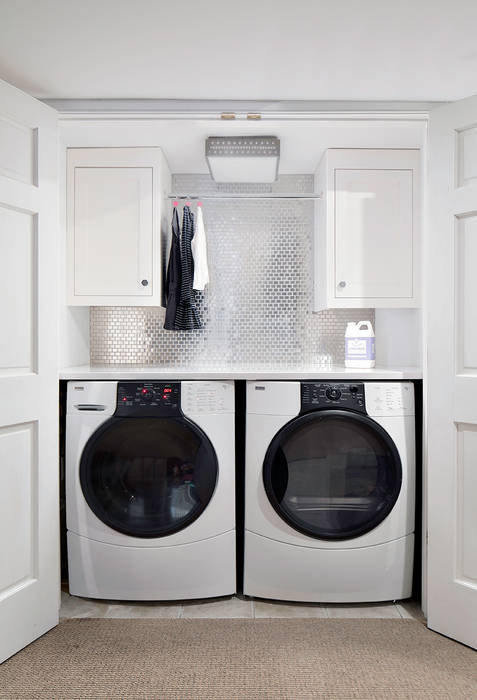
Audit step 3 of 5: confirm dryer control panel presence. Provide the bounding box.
[115,382,180,416]
[301,382,366,414]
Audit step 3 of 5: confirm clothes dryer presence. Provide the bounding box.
[244,381,415,602]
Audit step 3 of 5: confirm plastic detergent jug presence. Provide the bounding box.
[345,321,376,368]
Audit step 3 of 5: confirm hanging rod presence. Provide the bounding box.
[167,193,321,200]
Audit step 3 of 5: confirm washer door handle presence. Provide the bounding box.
[74,404,107,411]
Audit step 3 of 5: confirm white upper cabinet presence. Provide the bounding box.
[67,147,171,305]
[314,149,421,310]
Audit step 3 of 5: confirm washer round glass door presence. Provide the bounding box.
[80,417,218,538]
[263,410,402,540]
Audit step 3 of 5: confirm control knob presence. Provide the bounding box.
[325,386,342,401]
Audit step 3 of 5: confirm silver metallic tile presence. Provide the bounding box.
[90,174,374,367]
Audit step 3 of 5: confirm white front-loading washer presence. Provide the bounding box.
[244,381,415,603]
[66,380,235,600]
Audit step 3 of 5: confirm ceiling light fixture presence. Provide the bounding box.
[205,136,280,183]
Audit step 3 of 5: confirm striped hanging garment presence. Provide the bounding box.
[163,206,181,330]
[174,205,202,330]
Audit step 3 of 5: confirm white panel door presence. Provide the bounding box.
[73,165,152,296]
[0,79,59,662]
[314,148,421,311]
[427,94,477,649]
[67,147,167,305]
[335,168,413,299]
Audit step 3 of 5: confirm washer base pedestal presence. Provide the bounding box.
[68,530,236,601]
[244,531,414,603]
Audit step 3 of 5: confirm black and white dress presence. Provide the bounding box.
[174,205,201,330]
[163,206,182,330]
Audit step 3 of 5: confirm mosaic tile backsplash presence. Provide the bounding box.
[90,174,374,367]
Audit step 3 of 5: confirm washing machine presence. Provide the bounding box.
[66,380,235,600]
[244,381,415,602]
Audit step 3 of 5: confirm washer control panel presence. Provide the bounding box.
[115,382,180,416]
[182,381,234,414]
[364,383,414,416]
[301,382,366,414]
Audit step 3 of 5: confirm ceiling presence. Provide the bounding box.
[0,0,476,102]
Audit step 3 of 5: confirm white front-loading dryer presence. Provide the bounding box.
[66,380,235,600]
[244,381,415,603]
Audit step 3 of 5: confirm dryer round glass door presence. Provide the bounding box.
[79,417,218,538]
[263,410,402,540]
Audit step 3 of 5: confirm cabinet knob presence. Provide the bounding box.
[338,281,346,288]
[141,279,149,287]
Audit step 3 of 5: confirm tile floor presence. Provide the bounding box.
[60,591,425,621]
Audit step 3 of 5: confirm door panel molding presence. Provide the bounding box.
[427,93,477,649]
[0,78,59,664]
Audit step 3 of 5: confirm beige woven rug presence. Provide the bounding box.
[0,619,475,699]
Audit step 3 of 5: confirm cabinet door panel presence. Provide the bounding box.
[67,147,170,306]
[74,166,152,297]
[335,169,413,300]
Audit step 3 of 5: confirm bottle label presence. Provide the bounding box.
[345,337,375,360]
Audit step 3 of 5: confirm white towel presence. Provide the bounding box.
[191,206,209,290]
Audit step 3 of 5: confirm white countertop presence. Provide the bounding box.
[59,364,422,380]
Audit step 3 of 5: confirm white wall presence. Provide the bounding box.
[374,309,421,368]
